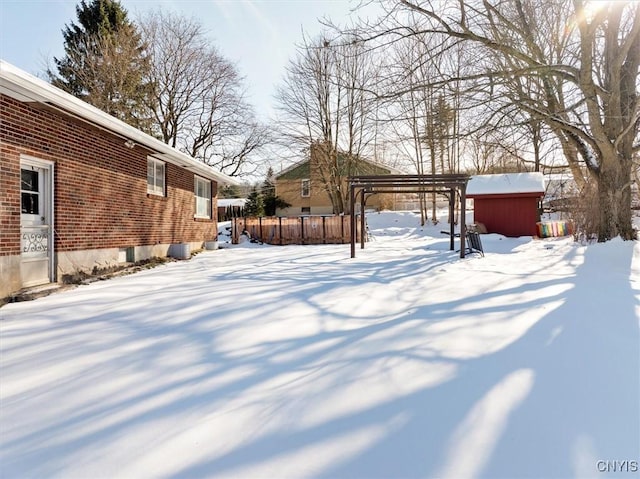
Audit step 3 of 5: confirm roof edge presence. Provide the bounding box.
[275,153,405,178]
[467,192,545,199]
[0,60,239,186]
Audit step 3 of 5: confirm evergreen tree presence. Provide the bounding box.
[261,167,290,216]
[49,0,152,128]
[244,188,264,217]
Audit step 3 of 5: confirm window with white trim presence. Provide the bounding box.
[194,176,212,218]
[147,157,165,196]
[301,179,310,197]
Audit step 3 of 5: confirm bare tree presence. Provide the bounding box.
[379,24,466,224]
[139,10,269,177]
[384,33,437,224]
[275,33,380,214]
[361,0,639,240]
[465,131,528,174]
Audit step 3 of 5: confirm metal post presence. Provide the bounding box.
[460,185,467,258]
[350,183,356,258]
[360,189,366,250]
[449,190,455,250]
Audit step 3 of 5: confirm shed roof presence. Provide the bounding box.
[0,60,238,186]
[467,173,545,196]
[218,198,246,207]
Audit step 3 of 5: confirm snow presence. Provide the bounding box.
[217,198,246,208]
[468,173,545,195]
[1,211,639,479]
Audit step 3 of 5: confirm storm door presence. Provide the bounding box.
[20,158,54,287]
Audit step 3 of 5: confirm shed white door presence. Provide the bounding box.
[20,159,54,288]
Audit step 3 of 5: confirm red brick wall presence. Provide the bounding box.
[0,141,21,256]
[1,94,218,256]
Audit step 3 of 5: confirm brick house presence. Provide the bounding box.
[275,143,399,216]
[0,61,236,298]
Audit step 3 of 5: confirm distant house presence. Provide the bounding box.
[275,143,399,216]
[467,173,545,237]
[0,60,237,299]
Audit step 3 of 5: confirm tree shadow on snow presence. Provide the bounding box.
[171,243,639,479]
[1,242,638,479]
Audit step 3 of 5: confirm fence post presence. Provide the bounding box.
[231,217,235,244]
[321,216,325,244]
[279,216,283,245]
[259,216,263,242]
[300,216,305,244]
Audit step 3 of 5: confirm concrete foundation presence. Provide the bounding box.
[0,255,22,299]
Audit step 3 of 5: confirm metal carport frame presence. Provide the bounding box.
[348,174,471,258]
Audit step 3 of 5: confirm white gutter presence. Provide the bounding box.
[0,60,239,186]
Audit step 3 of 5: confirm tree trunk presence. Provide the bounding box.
[596,158,633,241]
[429,146,437,224]
[419,193,426,226]
[335,187,346,215]
[329,183,345,215]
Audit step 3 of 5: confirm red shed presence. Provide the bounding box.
[467,173,545,237]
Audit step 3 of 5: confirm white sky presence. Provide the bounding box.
[0,0,366,121]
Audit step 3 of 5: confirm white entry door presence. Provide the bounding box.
[20,158,54,287]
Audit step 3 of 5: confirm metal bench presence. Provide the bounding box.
[465,231,484,257]
[440,229,484,257]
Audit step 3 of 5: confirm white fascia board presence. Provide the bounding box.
[0,60,239,186]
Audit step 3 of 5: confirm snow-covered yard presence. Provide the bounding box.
[1,211,639,479]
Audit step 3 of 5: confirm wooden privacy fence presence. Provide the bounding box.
[232,215,364,245]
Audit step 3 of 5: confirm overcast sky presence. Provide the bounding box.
[0,0,368,121]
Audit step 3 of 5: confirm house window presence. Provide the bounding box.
[21,169,40,215]
[301,179,310,197]
[301,207,311,215]
[147,157,165,196]
[194,176,211,218]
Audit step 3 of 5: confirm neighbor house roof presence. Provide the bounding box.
[0,60,238,186]
[276,153,399,180]
[467,172,545,196]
